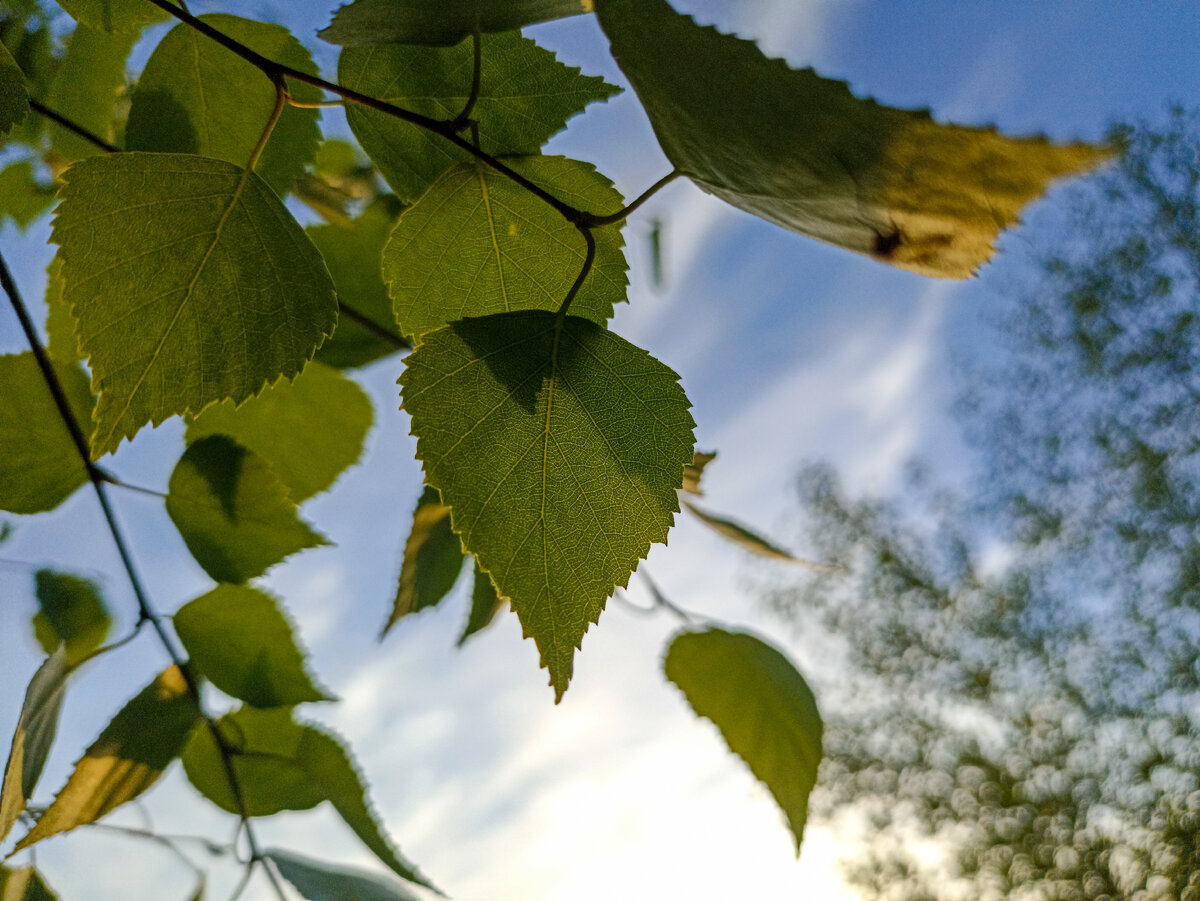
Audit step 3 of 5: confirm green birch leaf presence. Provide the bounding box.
[267,850,420,901]
[42,255,80,365]
[594,0,1111,278]
[185,361,373,503]
[458,562,505,646]
[386,487,465,634]
[165,435,327,584]
[31,570,112,665]
[401,311,695,698]
[125,15,322,196]
[174,584,333,708]
[0,353,93,514]
[46,23,136,160]
[0,161,55,231]
[56,0,167,33]
[341,33,618,202]
[681,450,716,496]
[664,628,822,853]
[384,157,627,340]
[0,866,59,901]
[0,648,69,845]
[0,41,28,136]
[321,0,593,46]
[15,666,200,851]
[52,153,338,458]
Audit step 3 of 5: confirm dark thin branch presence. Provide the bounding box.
[450,28,483,132]
[338,300,411,351]
[557,226,597,322]
[29,99,119,153]
[578,170,684,228]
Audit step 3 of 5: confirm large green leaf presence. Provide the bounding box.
[125,15,322,195]
[0,161,55,230]
[0,866,59,901]
[267,850,420,901]
[0,353,93,514]
[185,361,373,503]
[321,0,593,46]
[458,562,505,646]
[174,585,332,708]
[341,33,618,202]
[15,666,200,851]
[56,0,167,33]
[386,487,465,634]
[31,570,112,665]
[0,41,28,137]
[52,153,338,457]
[46,23,136,160]
[401,311,695,698]
[0,649,69,845]
[165,435,326,584]
[594,0,1110,278]
[664,628,822,853]
[384,157,627,339]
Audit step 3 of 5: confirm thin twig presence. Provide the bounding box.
[29,99,119,153]
[73,625,145,667]
[579,170,684,228]
[338,300,411,350]
[556,226,597,323]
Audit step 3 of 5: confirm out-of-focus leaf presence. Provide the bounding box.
[31,570,111,665]
[268,850,420,901]
[0,865,59,901]
[681,450,716,496]
[0,40,29,136]
[56,0,166,33]
[385,487,465,635]
[321,0,592,46]
[0,161,53,229]
[683,500,844,572]
[46,23,136,161]
[458,562,505,646]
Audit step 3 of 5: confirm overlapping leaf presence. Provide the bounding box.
[386,487,465,634]
[0,866,58,901]
[268,851,420,901]
[52,153,338,457]
[56,0,167,33]
[31,570,112,665]
[681,450,716,496]
[166,435,326,584]
[401,311,695,698]
[185,361,373,503]
[0,42,28,137]
[174,585,333,708]
[46,23,136,160]
[341,33,618,202]
[322,0,593,46]
[459,563,505,646]
[42,256,79,364]
[125,15,322,195]
[594,0,1111,277]
[664,628,822,853]
[15,666,200,851]
[0,162,55,230]
[384,157,627,339]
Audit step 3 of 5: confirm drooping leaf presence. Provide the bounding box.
[42,255,79,365]
[125,15,322,195]
[174,585,333,708]
[0,648,69,845]
[46,23,136,160]
[341,33,618,202]
[31,570,111,665]
[15,666,200,851]
[56,0,167,33]
[385,487,465,634]
[0,866,59,901]
[0,161,55,230]
[0,41,28,137]
[664,628,822,853]
[0,353,93,514]
[165,435,327,584]
[321,0,593,46]
[401,311,695,698]
[185,362,373,503]
[458,562,505,646]
[52,153,338,457]
[594,0,1111,278]
[267,850,420,901]
[681,450,716,496]
[682,500,794,561]
[384,157,627,339]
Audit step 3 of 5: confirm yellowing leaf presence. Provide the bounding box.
[15,666,200,851]
[52,153,338,457]
[386,487,466,634]
[681,450,716,496]
[321,0,593,46]
[595,0,1111,278]
[664,628,822,853]
[401,312,695,698]
[31,570,112,665]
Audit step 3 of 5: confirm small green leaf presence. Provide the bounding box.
[125,15,322,195]
[0,353,93,515]
[386,487,465,634]
[52,153,338,457]
[0,161,55,231]
[0,649,69,845]
[15,666,200,851]
[681,450,716,496]
[185,362,373,503]
[341,32,618,202]
[46,23,136,160]
[166,436,327,584]
[0,40,28,136]
[267,850,420,901]
[458,562,505,646]
[384,157,627,339]
[31,570,112,665]
[0,866,59,901]
[174,584,332,708]
[321,0,593,46]
[401,311,695,698]
[595,0,1111,278]
[55,0,166,33]
[682,500,794,561]
[664,628,822,853]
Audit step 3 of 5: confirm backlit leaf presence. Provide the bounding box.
[401,311,695,698]
[385,486,465,634]
[15,666,200,850]
[56,0,166,33]
[0,649,69,845]
[31,570,111,665]
[341,33,618,202]
[0,866,59,901]
[682,500,794,561]
[268,850,420,901]
[0,161,55,230]
[0,353,93,514]
[594,0,1111,278]
[166,436,327,584]
[174,584,333,708]
[42,256,80,364]
[681,450,715,496]
[458,562,505,646]
[46,23,136,160]
[384,157,627,339]
[125,15,322,195]
[0,41,27,137]
[185,361,373,503]
[664,628,822,853]
[53,153,338,457]
[321,0,593,46]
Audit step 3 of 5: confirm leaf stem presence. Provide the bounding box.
[73,624,146,667]
[556,225,596,323]
[246,79,287,174]
[29,99,119,153]
[449,27,483,132]
[578,169,683,228]
[338,300,411,350]
[285,97,344,109]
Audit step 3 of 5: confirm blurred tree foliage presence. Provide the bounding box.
[764,107,1200,901]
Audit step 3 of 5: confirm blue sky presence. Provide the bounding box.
[2,2,1199,899]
